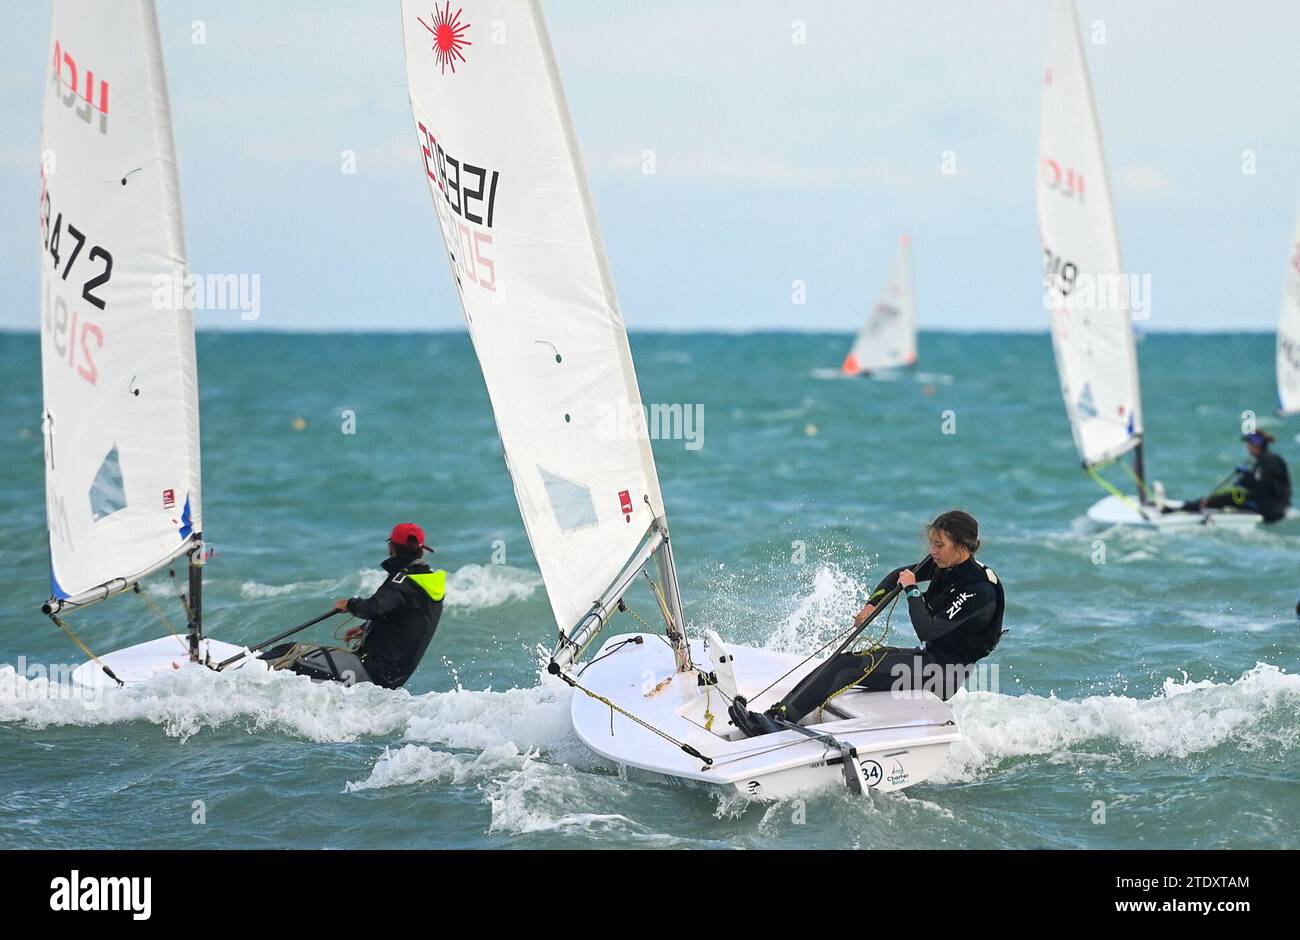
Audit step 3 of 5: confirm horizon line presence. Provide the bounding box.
[0,326,1282,337]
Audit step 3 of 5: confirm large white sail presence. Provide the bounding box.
[401,0,672,637]
[842,235,917,375]
[40,0,201,605]
[1037,0,1143,467]
[1278,206,1300,416]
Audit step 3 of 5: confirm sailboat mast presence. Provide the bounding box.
[187,538,204,662]
[653,534,691,672]
[1132,443,1146,501]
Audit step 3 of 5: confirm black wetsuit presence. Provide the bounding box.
[775,556,1005,721]
[1200,452,1292,522]
[260,555,444,689]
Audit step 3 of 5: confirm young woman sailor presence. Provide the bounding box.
[729,510,1005,737]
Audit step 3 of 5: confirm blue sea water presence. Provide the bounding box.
[1,330,1297,849]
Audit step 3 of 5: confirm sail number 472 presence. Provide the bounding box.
[41,192,113,310]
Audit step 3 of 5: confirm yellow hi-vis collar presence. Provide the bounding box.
[406,570,447,602]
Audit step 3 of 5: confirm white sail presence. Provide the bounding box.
[39,0,201,605]
[401,0,673,637]
[842,235,917,375]
[1278,205,1300,416]
[1037,0,1143,467]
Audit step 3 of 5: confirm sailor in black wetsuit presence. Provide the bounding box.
[260,523,445,689]
[1168,431,1292,522]
[730,510,1005,737]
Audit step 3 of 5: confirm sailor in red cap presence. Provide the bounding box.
[260,523,447,688]
[328,522,447,688]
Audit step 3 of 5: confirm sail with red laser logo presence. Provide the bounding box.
[400,0,684,659]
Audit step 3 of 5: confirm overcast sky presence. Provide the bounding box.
[3,1,1298,332]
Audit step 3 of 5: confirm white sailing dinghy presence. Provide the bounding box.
[401,0,958,798]
[1037,0,1263,530]
[38,0,244,686]
[1277,206,1300,417]
[842,235,918,377]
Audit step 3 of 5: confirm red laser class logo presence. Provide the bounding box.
[51,39,110,133]
[419,3,472,73]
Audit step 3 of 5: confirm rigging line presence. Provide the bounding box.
[644,570,674,632]
[618,600,680,658]
[46,611,123,688]
[704,713,961,771]
[168,565,195,626]
[1117,456,1150,501]
[1087,461,1140,510]
[331,615,362,649]
[747,626,856,706]
[605,594,898,752]
[816,593,899,720]
[744,592,901,708]
[641,569,693,667]
[554,669,713,767]
[703,732,840,769]
[576,635,643,678]
[135,583,187,652]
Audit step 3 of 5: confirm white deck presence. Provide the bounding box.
[70,635,252,688]
[570,633,959,799]
[1086,494,1269,530]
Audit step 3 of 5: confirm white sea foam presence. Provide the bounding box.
[482,758,684,842]
[345,742,531,791]
[240,563,541,610]
[240,578,336,600]
[938,662,1300,784]
[762,562,868,656]
[443,564,542,609]
[0,662,575,750]
[354,737,680,840]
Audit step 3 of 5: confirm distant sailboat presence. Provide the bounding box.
[1277,206,1300,417]
[402,0,958,797]
[1037,0,1262,529]
[842,235,917,376]
[39,0,243,683]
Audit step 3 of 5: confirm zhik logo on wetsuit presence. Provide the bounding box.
[946,592,975,619]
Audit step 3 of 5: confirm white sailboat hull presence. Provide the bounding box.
[70,635,252,688]
[1085,494,1276,530]
[571,634,959,799]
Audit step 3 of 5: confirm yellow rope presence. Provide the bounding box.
[1087,461,1139,509]
[559,668,706,758]
[1117,457,1150,501]
[621,601,657,634]
[48,612,122,687]
[269,643,317,671]
[1219,485,1248,506]
[330,615,362,650]
[647,574,674,629]
[815,594,898,721]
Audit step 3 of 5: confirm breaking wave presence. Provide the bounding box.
[240,563,541,610]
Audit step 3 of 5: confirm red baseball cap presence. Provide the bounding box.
[388,522,432,552]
